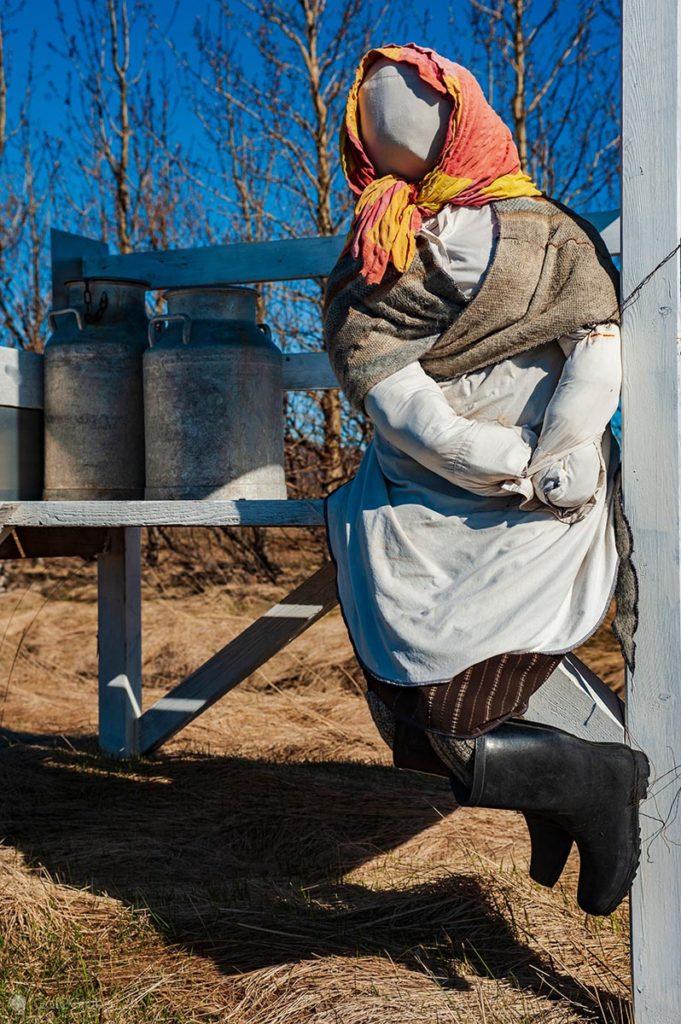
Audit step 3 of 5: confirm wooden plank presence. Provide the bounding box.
[0,347,43,409]
[84,234,347,290]
[0,499,326,528]
[622,2,681,1021]
[524,653,624,743]
[97,528,142,757]
[139,560,339,753]
[0,526,108,560]
[79,213,617,290]
[51,229,110,309]
[282,352,338,391]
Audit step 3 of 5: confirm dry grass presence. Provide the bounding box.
[0,558,630,1023]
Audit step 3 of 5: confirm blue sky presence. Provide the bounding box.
[11,2,203,142]
[8,0,621,207]
[1,1,623,434]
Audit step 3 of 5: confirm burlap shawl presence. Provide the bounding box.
[324,196,620,411]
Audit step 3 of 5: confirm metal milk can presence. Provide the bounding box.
[143,286,286,500]
[43,278,148,500]
[0,347,43,500]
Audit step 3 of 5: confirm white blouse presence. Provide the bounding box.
[419,204,496,299]
[325,205,621,684]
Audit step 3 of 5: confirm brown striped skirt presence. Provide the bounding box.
[364,651,562,741]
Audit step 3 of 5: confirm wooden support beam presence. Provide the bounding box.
[0,346,43,409]
[139,560,339,753]
[137,551,624,756]
[5,349,341,406]
[98,528,142,757]
[585,209,620,257]
[77,213,617,291]
[282,352,338,391]
[0,499,326,528]
[622,2,681,1020]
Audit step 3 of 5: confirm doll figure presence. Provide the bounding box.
[323,44,647,916]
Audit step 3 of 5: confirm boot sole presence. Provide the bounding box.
[580,748,650,916]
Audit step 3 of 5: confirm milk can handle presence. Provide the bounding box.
[48,307,84,333]
[148,313,192,347]
[258,322,272,341]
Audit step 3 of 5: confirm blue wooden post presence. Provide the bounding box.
[98,527,142,757]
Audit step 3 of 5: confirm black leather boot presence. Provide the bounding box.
[452,719,649,916]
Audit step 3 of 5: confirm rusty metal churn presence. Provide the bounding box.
[43,278,148,500]
[144,286,286,499]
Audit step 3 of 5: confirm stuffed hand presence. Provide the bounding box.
[532,443,602,509]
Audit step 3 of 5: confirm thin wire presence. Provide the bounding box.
[586,238,681,332]
[619,240,681,318]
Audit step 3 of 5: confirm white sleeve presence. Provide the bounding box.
[530,324,621,510]
[365,361,534,496]
[536,324,621,457]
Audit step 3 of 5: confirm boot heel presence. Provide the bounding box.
[524,813,573,888]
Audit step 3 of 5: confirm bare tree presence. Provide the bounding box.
[466,0,620,205]
[52,0,196,254]
[0,129,58,352]
[183,0,386,492]
[0,7,56,352]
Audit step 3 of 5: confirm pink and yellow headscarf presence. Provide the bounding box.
[342,43,541,285]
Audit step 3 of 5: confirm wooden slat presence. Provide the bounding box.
[590,211,620,257]
[136,553,626,755]
[622,2,681,1021]
[98,528,142,758]
[282,352,338,390]
[85,234,346,290]
[0,347,43,409]
[139,560,339,753]
[0,499,326,528]
[524,653,624,743]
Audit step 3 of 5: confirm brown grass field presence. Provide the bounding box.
[0,539,630,1023]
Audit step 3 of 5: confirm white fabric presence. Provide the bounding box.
[358,58,451,180]
[420,205,497,299]
[325,205,621,684]
[364,361,535,496]
[530,328,622,509]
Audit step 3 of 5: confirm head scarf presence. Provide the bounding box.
[342,43,541,285]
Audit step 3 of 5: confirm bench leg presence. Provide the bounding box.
[97,527,142,757]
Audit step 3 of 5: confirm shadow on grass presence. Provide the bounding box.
[0,730,628,1020]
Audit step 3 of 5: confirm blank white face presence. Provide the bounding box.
[358,58,452,181]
